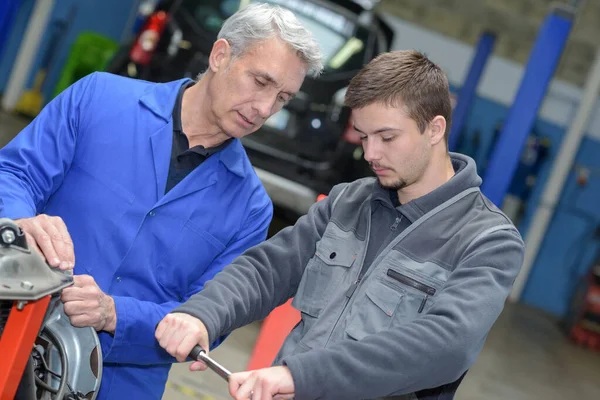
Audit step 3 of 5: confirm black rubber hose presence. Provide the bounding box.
[35,375,58,394]
[42,327,69,400]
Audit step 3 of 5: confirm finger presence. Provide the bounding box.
[170,325,193,362]
[49,216,75,269]
[155,319,167,341]
[252,384,263,400]
[155,320,173,360]
[73,274,94,288]
[254,374,274,400]
[61,286,84,302]
[189,361,208,372]
[63,300,86,316]
[273,394,295,400]
[160,317,180,355]
[232,372,256,400]
[27,220,60,267]
[38,216,70,269]
[68,314,90,328]
[23,232,44,259]
[228,374,243,398]
[155,317,176,343]
[228,372,248,398]
[175,331,205,363]
[229,371,252,390]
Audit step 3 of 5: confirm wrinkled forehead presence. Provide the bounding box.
[238,39,307,89]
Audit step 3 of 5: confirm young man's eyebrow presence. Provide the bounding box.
[353,124,398,134]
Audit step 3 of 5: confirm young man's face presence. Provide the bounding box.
[352,102,433,191]
[208,37,307,138]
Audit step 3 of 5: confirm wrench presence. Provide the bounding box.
[189,345,232,382]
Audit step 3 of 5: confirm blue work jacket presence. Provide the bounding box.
[0,72,273,399]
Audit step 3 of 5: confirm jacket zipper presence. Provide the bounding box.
[386,269,436,296]
[345,215,402,299]
[387,269,436,314]
[345,275,362,298]
[390,216,402,231]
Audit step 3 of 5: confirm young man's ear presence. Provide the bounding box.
[428,116,447,146]
[208,39,232,73]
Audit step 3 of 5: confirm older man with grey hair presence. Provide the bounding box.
[0,2,322,400]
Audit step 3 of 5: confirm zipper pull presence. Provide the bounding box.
[345,278,361,298]
[390,216,401,231]
[418,295,428,313]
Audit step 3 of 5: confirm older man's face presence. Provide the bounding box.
[208,37,307,139]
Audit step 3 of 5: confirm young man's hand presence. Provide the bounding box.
[229,366,295,400]
[155,312,210,367]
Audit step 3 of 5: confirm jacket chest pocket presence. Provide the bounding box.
[156,220,226,299]
[292,235,357,318]
[345,267,441,341]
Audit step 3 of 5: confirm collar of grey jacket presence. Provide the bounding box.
[370,153,482,223]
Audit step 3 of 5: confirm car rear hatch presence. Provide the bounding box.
[162,0,389,165]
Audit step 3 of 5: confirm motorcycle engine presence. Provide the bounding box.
[0,218,102,400]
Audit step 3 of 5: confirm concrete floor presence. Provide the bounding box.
[1,111,600,399]
[0,110,30,146]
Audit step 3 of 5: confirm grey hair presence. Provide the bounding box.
[213,2,323,78]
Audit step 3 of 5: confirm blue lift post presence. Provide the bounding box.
[481,6,574,206]
[0,0,23,59]
[448,31,496,152]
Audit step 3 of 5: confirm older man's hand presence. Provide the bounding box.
[155,312,210,367]
[16,214,74,270]
[229,366,295,400]
[61,274,116,333]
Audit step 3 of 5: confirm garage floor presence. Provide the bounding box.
[1,111,600,399]
[0,110,29,147]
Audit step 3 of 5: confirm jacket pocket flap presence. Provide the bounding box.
[314,239,356,267]
[345,280,404,341]
[366,280,404,317]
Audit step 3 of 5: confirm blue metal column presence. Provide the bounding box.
[448,31,496,152]
[481,6,574,206]
[0,0,23,59]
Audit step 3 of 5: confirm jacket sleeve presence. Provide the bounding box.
[0,74,98,219]
[99,196,274,365]
[282,226,525,400]
[173,184,346,345]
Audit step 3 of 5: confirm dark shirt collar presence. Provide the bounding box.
[172,81,232,158]
[171,80,190,132]
[371,155,476,222]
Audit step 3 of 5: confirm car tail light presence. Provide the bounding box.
[129,11,169,65]
[342,122,362,145]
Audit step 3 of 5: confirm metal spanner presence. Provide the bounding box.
[189,345,232,382]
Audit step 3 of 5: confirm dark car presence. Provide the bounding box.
[107,0,394,220]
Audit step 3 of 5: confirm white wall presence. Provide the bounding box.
[383,15,600,139]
